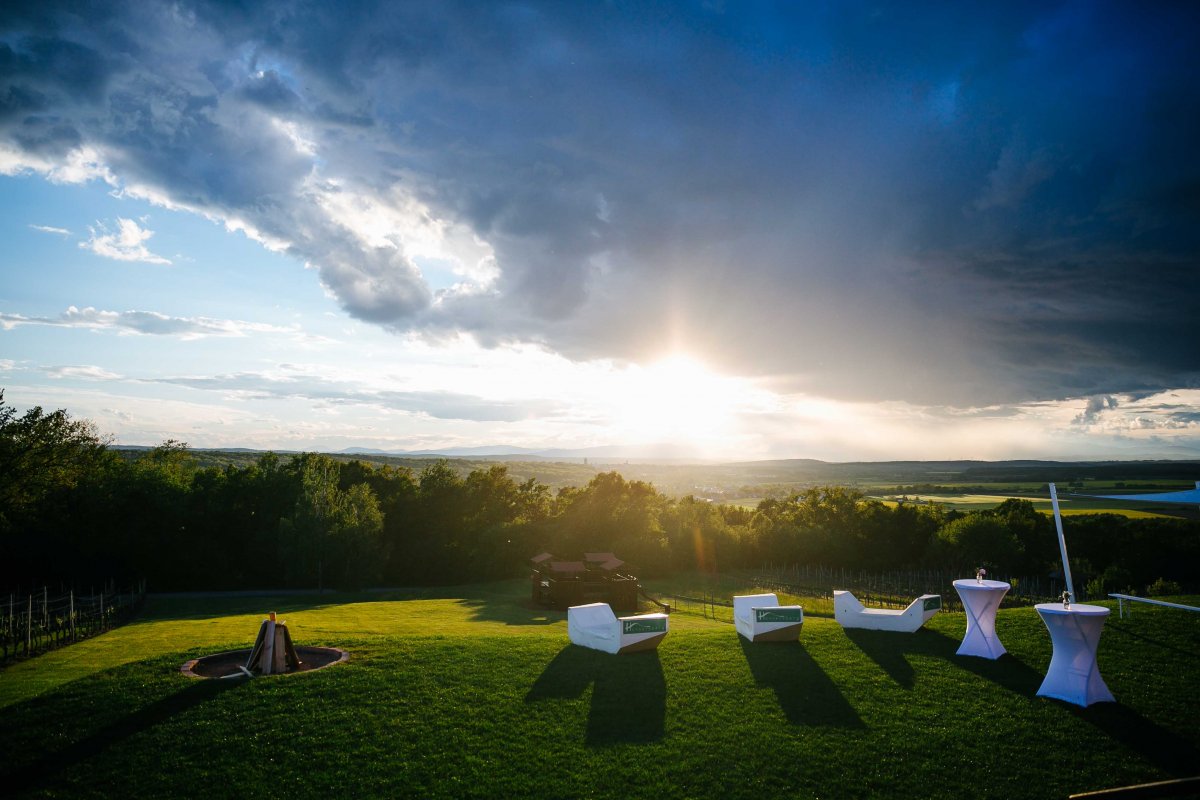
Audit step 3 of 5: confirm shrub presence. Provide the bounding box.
[1146,577,1182,596]
[1083,576,1107,602]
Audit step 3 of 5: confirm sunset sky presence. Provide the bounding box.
[2,1,1198,461]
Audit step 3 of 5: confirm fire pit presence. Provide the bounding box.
[182,646,347,678]
[181,612,348,679]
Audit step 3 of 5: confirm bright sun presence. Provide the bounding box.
[611,355,744,444]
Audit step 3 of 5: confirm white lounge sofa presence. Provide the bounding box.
[733,593,804,642]
[567,602,669,654]
[833,590,941,633]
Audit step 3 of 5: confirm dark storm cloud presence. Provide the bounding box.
[1073,394,1118,425]
[3,1,1198,405]
[236,69,302,112]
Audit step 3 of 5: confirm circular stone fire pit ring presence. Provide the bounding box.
[181,646,348,679]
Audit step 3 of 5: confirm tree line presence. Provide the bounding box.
[2,391,1197,594]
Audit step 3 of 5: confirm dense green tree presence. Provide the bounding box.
[229,452,301,587]
[0,391,111,519]
[748,487,872,568]
[662,496,745,574]
[0,391,114,585]
[552,472,670,574]
[984,499,1055,574]
[933,514,1023,573]
[3,395,1198,593]
[332,460,419,584]
[326,482,384,589]
[860,501,943,571]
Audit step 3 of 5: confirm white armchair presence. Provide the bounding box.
[567,602,669,654]
[733,593,804,642]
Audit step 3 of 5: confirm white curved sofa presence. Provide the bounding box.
[733,593,804,642]
[834,590,941,632]
[567,602,669,654]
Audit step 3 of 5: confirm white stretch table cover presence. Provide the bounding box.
[733,593,804,642]
[834,590,941,632]
[567,602,668,654]
[1035,603,1115,707]
[952,579,1011,659]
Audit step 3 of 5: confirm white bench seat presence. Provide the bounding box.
[834,590,941,633]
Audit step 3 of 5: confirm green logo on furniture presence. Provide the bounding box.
[923,596,942,611]
[755,608,802,623]
[622,618,666,635]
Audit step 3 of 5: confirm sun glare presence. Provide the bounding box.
[611,355,744,446]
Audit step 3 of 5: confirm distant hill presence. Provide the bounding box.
[335,442,709,461]
[111,445,1200,501]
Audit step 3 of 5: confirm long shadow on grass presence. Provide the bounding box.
[461,597,563,627]
[136,595,358,624]
[1060,615,1200,776]
[739,639,864,728]
[1072,701,1200,777]
[525,645,666,746]
[845,627,1046,695]
[843,628,955,688]
[1105,619,1200,659]
[844,624,1200,772]
[844,621,1200,776]
[1,676,244,795]
[949,649,1044,697]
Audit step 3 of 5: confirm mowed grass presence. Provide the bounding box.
[1,584,1198,799]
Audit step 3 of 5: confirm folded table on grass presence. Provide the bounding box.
[733,593,804,642]
[834,590,941,633]
[567,602,669,654]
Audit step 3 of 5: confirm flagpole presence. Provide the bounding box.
[1049,482,1075,601]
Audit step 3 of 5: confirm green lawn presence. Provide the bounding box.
[1,583,1197,799]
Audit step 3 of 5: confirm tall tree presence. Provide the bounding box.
[0,390,113,586]
[280,453,343,588]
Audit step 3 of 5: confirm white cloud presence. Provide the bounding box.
[80,218,172,265]
[270,117,318,157]
[0,144,116,185]
[29,224,71,236]
[146,367,562,423]
[44,365,123,381]
[110,180,294,254]
[309,176,499,291]
[0,306,326,342]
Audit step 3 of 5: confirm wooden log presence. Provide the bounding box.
[261,620,276,675]
[272,625,287,674]
[244,620,268,673]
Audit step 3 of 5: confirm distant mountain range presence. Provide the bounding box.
[115,440,1200,467]
[333,442,711,462]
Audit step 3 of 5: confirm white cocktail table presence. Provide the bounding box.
[952,579,1010,659]
[1034,603,1115,707]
